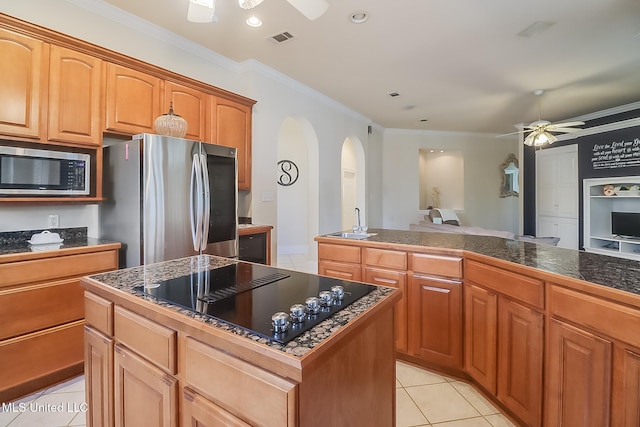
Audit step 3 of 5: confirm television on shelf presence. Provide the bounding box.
[611,212,640,239]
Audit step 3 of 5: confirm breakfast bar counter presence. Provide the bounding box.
[315,228,640,427]
[80,255,400,427]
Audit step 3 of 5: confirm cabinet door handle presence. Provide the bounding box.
[422,285,451,294]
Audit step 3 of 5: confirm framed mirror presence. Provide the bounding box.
[500,153,519,197]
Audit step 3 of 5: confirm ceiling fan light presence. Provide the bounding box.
[239,0,264,10]
[187,1,217,23]
[286,0,329,20]
[190,0,214,8]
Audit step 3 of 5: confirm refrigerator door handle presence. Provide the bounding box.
[190,153,203,252]
[200,153,211,251]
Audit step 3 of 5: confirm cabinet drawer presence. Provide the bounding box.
[364,267,406,289]
[364,248,407,270]
[85,291,113,336]
[0,250,118,288]
[465,260,544,309]
[318,260,361,281]
[0,320,84,395]
[550,285,640,349]
[318,243,361,264]
[185,337,296,427]
[183,388,251,427]
[411,253,462,279]
[0,279,84,340]
[114,306,176,374]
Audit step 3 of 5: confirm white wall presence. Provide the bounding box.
[0,205,99,234]
[383,129,520,233]
[277,117,310,254]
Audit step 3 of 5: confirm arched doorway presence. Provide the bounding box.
[341,137,366,231]
[276,117,319,273]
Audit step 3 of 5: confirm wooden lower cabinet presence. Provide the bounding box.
[465,283,543,426]
[0,245,119,402]
[84,326,114,427]
[408,274,462,368]
[114,344,178,427]
[182,388,250,427]
[497,298,543,426]
[464,284,498,394]
[545,319,612,427]
[365,267,408,352]
[613,347,640,426]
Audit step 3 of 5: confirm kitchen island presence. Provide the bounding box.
[316,228,640,427]
[80,255,400,427]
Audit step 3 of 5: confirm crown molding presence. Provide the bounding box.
[66,0,373,126]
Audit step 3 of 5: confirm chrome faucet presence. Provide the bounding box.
[354,207,361,232]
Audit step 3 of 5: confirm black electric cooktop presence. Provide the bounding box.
[135,263,376,344]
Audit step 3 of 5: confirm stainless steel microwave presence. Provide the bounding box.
[0,146,90,196]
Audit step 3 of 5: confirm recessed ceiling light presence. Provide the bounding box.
[246,16,262,27]
[388,92,400,97]
[350,11,368,24]
[420,119,428,123]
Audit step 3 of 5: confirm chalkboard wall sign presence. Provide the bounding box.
[579,127,640,179]
[590,138,640,170]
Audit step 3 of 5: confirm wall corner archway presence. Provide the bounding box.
[341,136,366,231]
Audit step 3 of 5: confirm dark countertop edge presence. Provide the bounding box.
[0,239,121,263]
[316,228,640,303]
[238,224,273,236]
[83,255,400,359]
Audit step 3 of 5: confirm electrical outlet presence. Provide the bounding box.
[48,214,60,228]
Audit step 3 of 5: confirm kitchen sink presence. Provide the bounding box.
[326,232,377,240]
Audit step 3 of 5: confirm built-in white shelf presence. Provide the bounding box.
[583,176,640,261]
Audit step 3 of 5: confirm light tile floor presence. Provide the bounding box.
[1,362,516,427]
[0,376,86,427]
[277,253,318,274]
[396,361,516,427]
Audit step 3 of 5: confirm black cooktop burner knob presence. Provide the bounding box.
[305,296,321,315]
[330,285,345,300]
[290,304,306,323]
[319,291,333,307]
[271,312,290,333]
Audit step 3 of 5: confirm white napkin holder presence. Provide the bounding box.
[28,230,64,246]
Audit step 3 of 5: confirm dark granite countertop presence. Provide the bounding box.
[85,255,395,358]
[0,227,119,258]
[319,228,640,296]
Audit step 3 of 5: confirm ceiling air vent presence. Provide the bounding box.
[270,31,295,43]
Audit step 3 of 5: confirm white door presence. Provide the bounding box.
[536,145,579,249]
[342,169,356,231]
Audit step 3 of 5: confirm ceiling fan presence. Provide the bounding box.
[505,89,584,147]
[187,0,329,23]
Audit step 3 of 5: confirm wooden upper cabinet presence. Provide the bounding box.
[105,63,161,135]
[164,81,209,142]
[212,97,252,190]
[48,45,102,146]
[0,28,46,139]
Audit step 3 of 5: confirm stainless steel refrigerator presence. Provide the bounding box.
[100,133,238,268]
